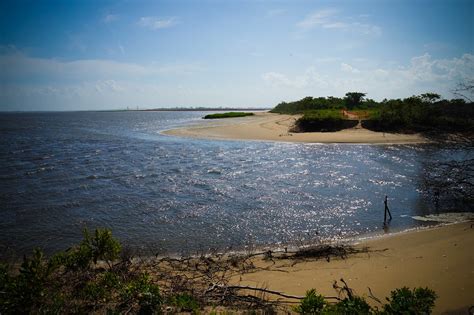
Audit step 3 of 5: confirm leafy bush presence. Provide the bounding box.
[122,273,162,314]
[293,110,358,132]
[203,112,254,119]
[293,286,437,315]
[383,287,437,314]
[170,293,200,312]
[294,289,326,314]
[54,228,122,271]
[326,296,371,314]
[0,249,61,314]
[82,271,121,303]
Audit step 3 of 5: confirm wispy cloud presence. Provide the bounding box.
[0,51,205,82]
[297,9,381,36]
[137,16,179,30]
[262,67,327,89]
[103,14,119,23]
[340,63,360,73]
[297,9,337,29]
[266,9,286,18]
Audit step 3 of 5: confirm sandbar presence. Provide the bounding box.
[163,112,428,144]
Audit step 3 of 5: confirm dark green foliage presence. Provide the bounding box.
[0,249,61,314]
[345,92,366,109]
[56,227,122,271]
[271,92,473,133]
[293,287,437,315]
[122,273,162,314]
[271,96,346,114]
[271,94,379,114]
[203,112,254,119]
[362,96,473,132]
[293,110,358,132]
[87,228,122,264]
[294,289,326,314]
[0,228,139,314]
[170,293,200,312]
[382,287,437,314]
[326,296,371,314]
[81,271,121,302]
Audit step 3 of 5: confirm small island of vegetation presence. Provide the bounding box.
[203,112,254,119]
[271,91,474,134]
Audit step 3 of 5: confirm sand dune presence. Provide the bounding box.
[163,112,428,144]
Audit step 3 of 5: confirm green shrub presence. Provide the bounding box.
[122,273,162,314]
[293,110,358,132]
[87,228,122,264]
[294,289,326,314]
[0,249,60,314]
[383,287,437,314]
[203,112,254,119]
[56,228,122,271]
[170,293,200,312]
[326,296,371,314]
[82,271,121,303]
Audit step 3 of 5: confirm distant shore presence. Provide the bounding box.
[163,112,429,144]
[232,221,474,314]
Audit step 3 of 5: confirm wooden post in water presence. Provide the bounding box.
[384,195,393,224]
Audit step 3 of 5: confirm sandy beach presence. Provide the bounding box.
[163,112,428,144]
[231,221,474,314]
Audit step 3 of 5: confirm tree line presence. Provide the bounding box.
[271,92,473,133]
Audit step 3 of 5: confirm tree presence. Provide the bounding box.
[420,93,441,103]
[344,92,366,109]
[452,80,474,102]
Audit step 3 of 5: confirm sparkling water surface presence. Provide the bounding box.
[0,111,472,256]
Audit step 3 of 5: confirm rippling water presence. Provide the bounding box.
[0,111,472,256]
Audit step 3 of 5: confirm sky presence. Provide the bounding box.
[0,0,473,111]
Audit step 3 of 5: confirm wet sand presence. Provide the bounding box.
[163,112,428,144]
[231,222,474,313]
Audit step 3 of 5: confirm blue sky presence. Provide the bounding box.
[1,0,473,111]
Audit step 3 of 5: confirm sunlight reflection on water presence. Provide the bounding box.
[0,111,472,256]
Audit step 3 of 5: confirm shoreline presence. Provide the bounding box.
[162,112,429,144]
[230,221,473,314]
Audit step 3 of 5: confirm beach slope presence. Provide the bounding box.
[232,222,474,313]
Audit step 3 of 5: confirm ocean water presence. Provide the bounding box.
[0,111,472,256]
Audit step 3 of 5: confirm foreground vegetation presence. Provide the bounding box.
[203,112,254,119]
[1,228,439,314]
[272,92,473,133]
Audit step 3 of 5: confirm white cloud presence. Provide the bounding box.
[297,9,337,29]
[322,22,347,29]
[0,51,211,110]
[103,14,119,23]
[262,67,327,89]
[0,52,204,81]
[262,53,474,100]
[297,9,381,37]
[340,63,360,73]
[137,16,179,30]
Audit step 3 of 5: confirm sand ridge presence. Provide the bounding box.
[163,112,428,144]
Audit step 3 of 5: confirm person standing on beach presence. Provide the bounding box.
[384,195,392,224]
